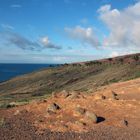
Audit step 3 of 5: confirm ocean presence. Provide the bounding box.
[0,64,58,83]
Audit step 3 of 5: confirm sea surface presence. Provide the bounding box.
[0,64,58,83]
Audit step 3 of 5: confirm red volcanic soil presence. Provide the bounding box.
[0,78,140,140]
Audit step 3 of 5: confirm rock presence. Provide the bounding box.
[53,90,70,98]
[102,95,106,99]
[60,90,70,98]
[14,110,20,115]
[94,94,106,100]
[75,121,86,127]
[111,91,119,100]
[0,118,5,127]
[47,103,61,112]
[67,91,80,99]
[75,107,86,115]
[54,124,68,132]
[20,109,28,114]
[47,110,56,115]
[121,119,128,126]
[112,91,118,96]
[85,111,97,123]
[43,99,47,102]
[112,94,118,100]
[52,92,57,98]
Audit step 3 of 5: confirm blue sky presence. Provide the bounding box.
[0,0,140,63]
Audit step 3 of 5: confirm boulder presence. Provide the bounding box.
[121,119,128,126]
[14,110,20,115]
[67,91,80,99]
[53,90,70,98]
[75,107,86,115]
[75,121,86,127]
[52,92,57,98]
[94,94,106,100]
[112,92,119,100]
[85,111,97,123]
[60,90,70,98]
[47,103,61,112]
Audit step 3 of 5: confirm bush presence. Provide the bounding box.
[0,102,16,109]
[133,55,139,61]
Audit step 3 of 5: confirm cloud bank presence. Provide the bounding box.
[0,31,41,51]
[65,26,100,48]
[98,2,140,49]
[0,31,62,51]
[65,1,140,55]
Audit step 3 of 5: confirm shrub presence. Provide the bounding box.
[133,55,139,61]
[0,102,16,109]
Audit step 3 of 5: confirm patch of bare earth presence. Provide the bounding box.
[0,78,140,140]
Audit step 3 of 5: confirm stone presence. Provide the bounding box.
[75,107,86,115]
[94,94,106,100]
[121,119,128,126]
[75,121,86,127]
[14,110,20,115]
[67,91,79,99]
[85,111,97,123]
[60,90,70,98]
[47,103,60,112]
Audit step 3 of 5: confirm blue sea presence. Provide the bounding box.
[0,64,58,83]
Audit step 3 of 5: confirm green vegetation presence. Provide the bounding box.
[0,53,140,108]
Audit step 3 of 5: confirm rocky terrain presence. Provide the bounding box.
[0,77,140,140]
[0,53,140,107]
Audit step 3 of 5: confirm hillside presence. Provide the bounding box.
[0,77,140,140]
[0,53,140,106]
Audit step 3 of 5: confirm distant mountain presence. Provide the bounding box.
[0,53,140,105]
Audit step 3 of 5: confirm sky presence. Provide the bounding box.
[0,0,140,63]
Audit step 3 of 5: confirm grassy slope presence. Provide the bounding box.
[0,53,140,106]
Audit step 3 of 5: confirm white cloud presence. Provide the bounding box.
[40,36,50,46]
[40,36,62,49]
[98,4,111,13]
[98,2,140,49]
[65,26,100,48]
[110,51,119,57]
